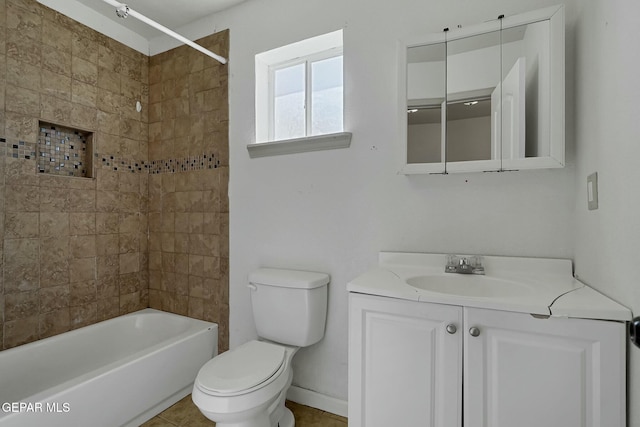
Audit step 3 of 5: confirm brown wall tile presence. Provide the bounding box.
[1,2,227,352]
[40,285,70,312]
[42,47,71,77]
[6,30,41,67]
[6,3,41,41]
[97,297,119,321]
[69,189,96,212]
[96,212,119,234]
[41,68,71,100]
[40,187,69,212]
[39,212,69,236]
[70,212,96,235]
[119,291,141,314]
[42,18,72,53]
[4,315,38,349]
[5,212,39,238]
[118,232,139,254]
[6,84,40,115]
[119,252,139,274]
[69,257,95,283]
[6,184,39,211]
[39,308,71,338]
[71,79,97,107]
[70,280,96,306]
[39,236,70,287]
[40,94,72,124]
[71,56,98,85]
[5,291,39,321]
[5,111,37,141]
[71,103,97,129]
[70,235,96,258]
[96,233,119,256]
[70,303,96,329]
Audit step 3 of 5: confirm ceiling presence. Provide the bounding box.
[37,0,246,56]
[73,0,246,39]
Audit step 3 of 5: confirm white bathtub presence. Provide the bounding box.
[0,309,217,427]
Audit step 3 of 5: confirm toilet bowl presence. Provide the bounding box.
[192,268,330,427]
[192,340,298,427]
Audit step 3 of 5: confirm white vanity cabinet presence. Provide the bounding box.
[349,293,463,427]
[463,306,626,427]
[349,292,627,427]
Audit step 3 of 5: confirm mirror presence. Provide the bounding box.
[407,43,446,168]
[401,5,564,174]
[446,29,501,169]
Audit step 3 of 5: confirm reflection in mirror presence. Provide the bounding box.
[500,20,550,161]
[446,30,501,164]
[446,98,492,161]
[406,43,445,164]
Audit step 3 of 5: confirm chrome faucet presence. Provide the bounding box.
[445,255,485,275]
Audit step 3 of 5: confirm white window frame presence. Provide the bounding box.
[249,30,351,158]
[268,47,343,141]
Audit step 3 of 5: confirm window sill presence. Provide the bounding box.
[247,132,352,158]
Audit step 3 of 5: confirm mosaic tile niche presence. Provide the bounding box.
[37,122,95,178]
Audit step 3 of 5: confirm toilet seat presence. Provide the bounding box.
[196,340,286,397]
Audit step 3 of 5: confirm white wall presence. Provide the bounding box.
[224,0,579,403]
[573,0,640,425]
[152,0,579,404]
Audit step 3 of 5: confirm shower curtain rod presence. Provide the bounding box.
[100,0,227,65]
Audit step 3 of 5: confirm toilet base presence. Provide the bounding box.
[208,396,294,427]
[278,407,295,427]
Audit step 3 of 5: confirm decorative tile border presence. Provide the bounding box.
[147,154,221,174]
[96,153,149,173]
[0,135,222,176]
[0,137,37,160]
[95,152,221,174]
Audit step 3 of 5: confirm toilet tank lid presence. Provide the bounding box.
[249,268,330,289]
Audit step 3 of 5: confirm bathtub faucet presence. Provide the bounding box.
[445,255,485,275]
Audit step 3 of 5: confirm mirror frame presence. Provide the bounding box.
[398,5,565,174]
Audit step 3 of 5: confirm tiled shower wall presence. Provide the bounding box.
[0,0,150,349]
[147,32,230,352]
[0,0,230,352]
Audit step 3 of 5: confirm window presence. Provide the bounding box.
[271,51,343,140]
[251,30,350,157]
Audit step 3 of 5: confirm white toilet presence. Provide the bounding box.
[192,268,330,427]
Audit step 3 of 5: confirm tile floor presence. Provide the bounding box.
[141,395,348,427]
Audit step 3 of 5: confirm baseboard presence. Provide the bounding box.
[286,385,348,418]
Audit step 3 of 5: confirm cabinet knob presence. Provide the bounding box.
[469,327,481,337]
[446,324,457,334]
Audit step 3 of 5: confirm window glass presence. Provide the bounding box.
[311,55,343,135]
[274,63,306,140]
[255,30,344,144]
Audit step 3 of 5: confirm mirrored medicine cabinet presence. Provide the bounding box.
[399,5,565,174]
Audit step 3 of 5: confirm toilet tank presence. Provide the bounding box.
[248,268,329,347]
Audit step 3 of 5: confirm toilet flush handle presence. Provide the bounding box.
[247,284,258,292]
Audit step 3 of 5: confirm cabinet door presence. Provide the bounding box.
[349,293,462,427]
[464,307,626,427]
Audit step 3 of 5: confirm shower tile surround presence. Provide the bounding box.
[0,0,230,352]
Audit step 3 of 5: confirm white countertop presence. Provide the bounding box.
[347,252,631,321]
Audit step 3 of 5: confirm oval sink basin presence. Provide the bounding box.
[406,274,534,298]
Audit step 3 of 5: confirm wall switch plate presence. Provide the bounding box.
[587,172,598,210]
